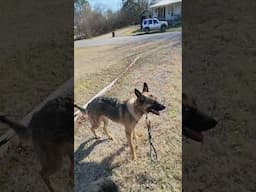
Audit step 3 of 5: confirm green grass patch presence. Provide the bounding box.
[166,26,182,32]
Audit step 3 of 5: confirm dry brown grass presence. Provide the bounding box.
[90,25,140,40]
[0,0,72,191]
[182,1,256,191]
[74,41,171,106]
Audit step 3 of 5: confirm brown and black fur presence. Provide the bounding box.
[182,93,218,142]
[75,83,166,160]
[0,95,74,192]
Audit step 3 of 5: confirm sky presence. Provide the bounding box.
[88,0,122,12]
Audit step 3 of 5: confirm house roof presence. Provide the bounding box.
[150,0,181,8]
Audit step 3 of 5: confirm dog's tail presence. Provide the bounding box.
[0,115,30,139]
[74,104,87,113]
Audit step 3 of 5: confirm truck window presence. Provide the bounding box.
[149,20,152,24]
[144,20,147,25]
[153,19,158,24]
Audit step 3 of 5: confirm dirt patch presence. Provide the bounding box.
[75,36,181,191]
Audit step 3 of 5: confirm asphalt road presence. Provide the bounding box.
[75,31,181,48]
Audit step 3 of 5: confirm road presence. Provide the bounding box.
[75,31,180,48]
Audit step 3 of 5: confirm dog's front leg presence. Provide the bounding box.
[125,128,137,160]
[133,129,138,143]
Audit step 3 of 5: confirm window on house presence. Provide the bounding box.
[168,6,174,16]
[157,7,165,19]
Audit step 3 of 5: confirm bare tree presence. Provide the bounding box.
[74,0,149,39]
[121,0,150,24]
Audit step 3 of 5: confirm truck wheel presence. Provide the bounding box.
[144,27,150,34]
[160,25,166,32]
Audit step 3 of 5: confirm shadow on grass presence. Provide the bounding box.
[75,138,126,191]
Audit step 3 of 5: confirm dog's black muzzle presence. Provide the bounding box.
[148,101,166,115]
[182,105,217,142]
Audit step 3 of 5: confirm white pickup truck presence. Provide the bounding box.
[142,18,168,33]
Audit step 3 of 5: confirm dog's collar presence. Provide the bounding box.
[127,98,141,122]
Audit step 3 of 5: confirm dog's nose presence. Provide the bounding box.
[213,119,218,126]
[161,105,166,110]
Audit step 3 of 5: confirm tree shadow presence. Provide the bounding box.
[75,138,126,191]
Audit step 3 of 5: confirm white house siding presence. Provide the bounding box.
[173,3,181,16]
[151,1,181,23]
[153,8,158,18]
[166,5,171,20]
[166,3,181,21]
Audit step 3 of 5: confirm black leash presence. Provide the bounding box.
[0,134,15,147]
[145,114,158,162]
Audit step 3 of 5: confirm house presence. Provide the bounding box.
[150,0,182,25]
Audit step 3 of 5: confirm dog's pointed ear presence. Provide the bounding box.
[143,82,149,92]
[135,88,142,98]
[135,89,145,102]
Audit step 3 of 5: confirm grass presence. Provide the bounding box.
[166,26,182,32]
[182,1,256,191]
[89,25,140,40]
[74,41,171,106]
[0,1,72,191]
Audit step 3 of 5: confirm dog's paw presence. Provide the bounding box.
[108,136,114,141]
[95,136,101,139]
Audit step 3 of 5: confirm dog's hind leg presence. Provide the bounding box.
[67,146,74,190]
[39,153,62,192]
[125,128,137,160]
[40,169,55,192]
[66,144,74,177]
[102,117,114,140]
[89,116,101,139]
[91,124,100,139]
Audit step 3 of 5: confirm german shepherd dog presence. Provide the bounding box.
[182,93,218,142]
[0,95,73,192]
[75,83,166,160]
